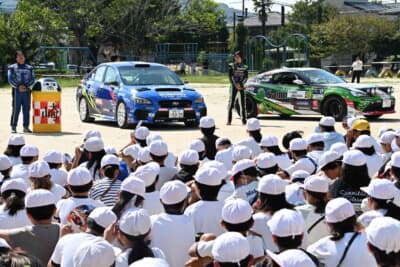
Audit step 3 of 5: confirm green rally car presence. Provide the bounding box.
[238,68,395,120]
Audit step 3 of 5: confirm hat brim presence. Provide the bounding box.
[266,250,282,266]
[360,186,370,195]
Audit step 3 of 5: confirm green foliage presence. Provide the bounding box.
[230,22,248,54]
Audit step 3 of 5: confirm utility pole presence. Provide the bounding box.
[242,0,245,17]
[233,12,236,42]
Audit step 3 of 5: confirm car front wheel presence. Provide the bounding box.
[79,97,94,122]
[321,95,347,121]
[116,102,129,128]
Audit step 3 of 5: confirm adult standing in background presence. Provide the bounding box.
[351,56,363,83]
[227,51,248,125]
[8,51,35,133]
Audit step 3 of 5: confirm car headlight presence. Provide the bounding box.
[349,89,367,97]
[135,97,152,104]
[194,97,204,103]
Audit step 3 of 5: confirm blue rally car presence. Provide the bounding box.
[76,62,207,128]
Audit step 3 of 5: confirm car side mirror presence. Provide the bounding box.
[106,81,120,87]
[293,79,305,86]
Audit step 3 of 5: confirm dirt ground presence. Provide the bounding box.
[1,83,399,158]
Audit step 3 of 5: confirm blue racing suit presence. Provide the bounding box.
[8,63,35,129]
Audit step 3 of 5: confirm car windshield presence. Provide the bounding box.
[300,69,345,84]
[118,65,184,86]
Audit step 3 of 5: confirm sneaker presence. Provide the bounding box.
[23,128,32,133]
[11,128,16,133]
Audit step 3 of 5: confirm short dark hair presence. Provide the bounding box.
[222,217,254,233]
[291,150,308,157]
[149,153,167,163]
[322,161,340,171]
[162,199,187,215]
[258,192,293,213]
[195,181,221,201]
[4,144,24,157]
[391,166,400,181]
[356,146,376,156]
[218,255,252,267]
[48,162,61,169]
[274,234,303,250]
[69,181,93,193]
[368,242,400,267]
[263,145,284,156]
[26,204,56,220]
[257,165,279,177]
[282,131,302,150]
[86,217,105,235]
[319,125,335,132]
[329,215,357,241]
[341,163,370,188]
[309,141,325,150]
[200,127,215,136]
[21,156,35,164]
[15,50,25,59]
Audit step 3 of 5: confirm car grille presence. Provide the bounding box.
[159,100,192,108]
[362,102,395,112]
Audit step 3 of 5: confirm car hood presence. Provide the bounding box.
[318,83,386,90]
[129,85,202,100]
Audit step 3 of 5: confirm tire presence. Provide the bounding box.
[235,95,257,118]
[364,115,382,120]
[321,95,348,121]
[116,102,129,128]
[79,97,94,122]
[184,120,199,128]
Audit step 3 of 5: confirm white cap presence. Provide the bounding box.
[29,160,50,178]
[361,179,396,200]
[20,145,39,157]
[256,152,277,169]
[121,176,145,197]
[246,118,260,131]
[84,137,104,152]
[396,127,400,137]
[134,162,160,187]
[0,238,10,249]
[73,238,115,267]
[222,199,253,224]
[392,140,400,153]
[189,139,205,152]
[104,146,117,155]
[212,232,250,263]
[122,145,141,159]
[325,197,355,223]
[358,210,384,228]
[353,135,373,148]
[330,142,348,157]
[289,138,307,151]
[138,147,152,163]
[179,150,199,165]
[232,159,255,176]
[380,131,396,145]
[347,116,358,128]
[319,116,335,127]
[267,249,316,267]
[43,150,63,164]
[391,151,400,168]
[378,126,392,138]
[119,209,151,236]
[67,167,92,186]
[83,129,101,141]
[203,161,229,181]
[260,135,279,147]
[130,258,170,267]
[257,174,288,195]
[366,217,400,254]
[290,170,310,182]
[317,151,341,172]
[194,167,222,186]
[267,209,305,237]
[25,189,56,208]
[8,134,25,146]
[1,178,28,194]
[302,175,329,193]
[306,133,324,145]
[199,116,215,128]
[100,154,120,168]
[0,155,12,171]
[149,140,168,156]
[215,136,231,148]
[232,145,252,162]
[146,133,162,146]
[134,126,150,140]
[342,150,366,166]
[160,180,188,205]
[88,207,117,229]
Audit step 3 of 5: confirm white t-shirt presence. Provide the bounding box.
[56,196,104,224]
[307,232,378,267]
[250,212,278,252]
[156,166,178,191]
[0,205,31,229]
[217,181,235,201]
[10,163,30,183]
[27,184,66,202]
[307,150,324,164]
[50,168,68,186]
[143,191,164,216]
[184,200,224,236]
[165,152,177,168]
[296,203,330,246]
[275,153,292,170]
[50,232,97,266]
[352,60,363,71]
[215,147,233,171]
[9,156,21,166]
[151,213,195,267]
[237,137,262,159]
[285,157,316,176]
[115,247,165,267]
[364,153,383,178]
[228,180,258,204]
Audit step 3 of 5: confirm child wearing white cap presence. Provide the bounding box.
[0,178,31,229]
[307,198,378,267]
[318,116,345,151]
[90,154,123,206]
[0,189,60,265]
[184,167,225,236]
[365,217,400,267]
[50,206,117,267]
[260,135,292,171]
[317,151,342,183]
[285,170,309,206]
[133,162,164,216]
[4,134,25,166]
[10,144,39,183]
[199,116,219,160]
[77,137,106,181]
[172,150,200,184]
[229,159,259,205]
[151,180,195,267]
[56,167,104,224]
[43,150,68,187]
[296,175,331,246]
[215,137,234,171]
[111,176,145,219]
[353,135,384,178]
[130,257,170,267]
[306,133,325,163]
[73,237,116,267]
[189,139,208,163]
[255,152,279,177]
[236,118,262,159]
[212,232,253,266]
[330,150,370,213]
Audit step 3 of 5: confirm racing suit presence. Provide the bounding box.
[8,63,35,130]
[227,62,248,124]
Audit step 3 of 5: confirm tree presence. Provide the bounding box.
[230,22,248,54]
[252,0,273,36]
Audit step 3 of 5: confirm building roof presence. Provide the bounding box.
[227,12,285,28]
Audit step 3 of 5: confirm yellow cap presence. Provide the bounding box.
[351,119,370,131]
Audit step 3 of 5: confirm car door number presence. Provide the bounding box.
[169,109,184,118]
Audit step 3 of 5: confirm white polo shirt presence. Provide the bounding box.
[307,232,378,267]
[296,203,330,246]
[151,213,195,267]
[143,191,164,216]
[184,200,224,236]
[56,196,104,225]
